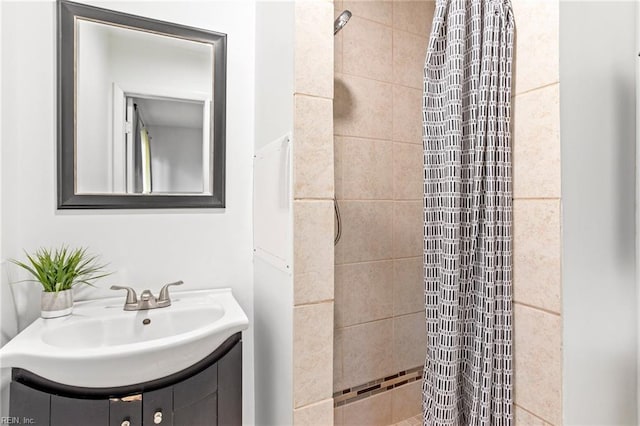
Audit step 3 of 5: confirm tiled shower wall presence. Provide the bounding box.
[333,1,434,424]
[510,0,562,425]
[292,0,336,423]
[332,0,563,425]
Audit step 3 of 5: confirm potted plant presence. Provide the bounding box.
[11,246,110,318]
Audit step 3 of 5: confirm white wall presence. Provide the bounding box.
[0,1,256,423]
[0,0,10,416]
[560,2,637,424]
[149,125,203,193]
[76,20,111,193]
[254,1,294,152]
[637,2,640,420]
[253,2,295,424]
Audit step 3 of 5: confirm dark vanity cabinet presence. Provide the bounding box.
[9,333,242,426]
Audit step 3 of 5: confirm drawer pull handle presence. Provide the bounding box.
[154,411,163,424]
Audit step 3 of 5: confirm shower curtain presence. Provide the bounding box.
[422,0,514,425]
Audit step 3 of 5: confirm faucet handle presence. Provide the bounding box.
[158,280,183,304]
[110,285,138,304]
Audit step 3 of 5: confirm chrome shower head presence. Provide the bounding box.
[334,10,352,35]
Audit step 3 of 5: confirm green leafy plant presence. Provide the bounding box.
[11,246,110,293]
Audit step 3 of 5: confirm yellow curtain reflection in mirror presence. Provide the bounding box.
[140,126,152,194]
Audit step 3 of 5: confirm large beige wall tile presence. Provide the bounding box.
[512,0,559,95]
[513,84,561,199]
[513,199,561,313]
[393,1,435,36]
[393,142,423,200]
[343,0,392,26]
[343,17,392,81]
[342,319,394,388]
[334,136,344,199]
[293,399,334,425]
[335,73,393,139]
[335,406,345,426]
[393,31,428,89]
[294,302,334,408]
[343,390,393,426]
[335,0,344,73]
[515,405,552,426]
[335,260,393,328]
[294,200,334,305]
[335,201,393,264]
[393,201,423,258]
[393,312,426,372]
[392,85,423,145]
[393,257,424,316]
[339,137,393,200]
[334,327,345,391]
[294,95,334,199]
[295,0,334,98]
[335,29,344,74]
[391,381,422,424]
[514,304,562,425]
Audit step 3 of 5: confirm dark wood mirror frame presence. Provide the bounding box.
[57,0,226,209]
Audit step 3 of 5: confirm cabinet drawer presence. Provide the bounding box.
[110,395,142,426]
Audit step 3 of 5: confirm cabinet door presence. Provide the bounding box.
[173,361,217,410]
[217,342,242,425]
[173,359,218,426]
[110,395,142,426]
[51,394,109,426]
[143,387,173,426]
[173,392,217,426]
[9,381,50,425]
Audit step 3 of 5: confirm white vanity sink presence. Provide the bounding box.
[0,288,248,388]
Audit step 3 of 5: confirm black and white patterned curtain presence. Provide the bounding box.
[422,0,514,425]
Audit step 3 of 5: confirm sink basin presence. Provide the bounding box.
[0,288,248,388]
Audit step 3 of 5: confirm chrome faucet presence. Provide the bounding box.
[111,281,183,311]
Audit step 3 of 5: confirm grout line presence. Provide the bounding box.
[513,197,562,201]
[340,10,432,39]
[333,134,393,143]
[293,197,335,202]
[335,198,422,202]
[335,256,422,267]
[333,134,422,146]
[335,256,424,267]
[393,140,423,147]
[332,133,421,146]
[294,397,335,412]
[514,404,556,425]
[336,310,425,330]
[512,81,560,98]
[334,135,393,143]
[334,71,423,92]
[295,299,335,308]
[293,92,333,102]
[513,301,561,317]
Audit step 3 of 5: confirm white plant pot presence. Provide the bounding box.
[41,289,73,319]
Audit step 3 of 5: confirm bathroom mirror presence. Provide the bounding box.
[57,0,226,209]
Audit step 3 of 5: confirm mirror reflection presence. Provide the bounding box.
[75,18,214,195]
[58,0,226,208]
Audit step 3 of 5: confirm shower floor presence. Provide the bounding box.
[391,414,422,426]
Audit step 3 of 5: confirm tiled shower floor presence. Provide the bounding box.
[391,414,422,426]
